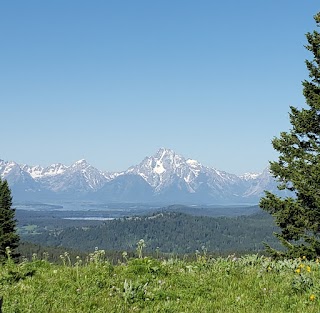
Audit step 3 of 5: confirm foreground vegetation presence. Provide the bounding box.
[1,246,320,312]
[260,11,320,259]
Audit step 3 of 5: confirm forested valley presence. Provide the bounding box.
[17,207,281,258]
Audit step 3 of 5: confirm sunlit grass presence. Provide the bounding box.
[1,247,320,312]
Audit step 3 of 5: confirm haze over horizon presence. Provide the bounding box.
[1,1,318,175]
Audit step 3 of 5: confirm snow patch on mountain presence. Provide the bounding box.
[0,149,278,203]
[1,161,19,178]
[240,172,261,181]
[22,163,67,178]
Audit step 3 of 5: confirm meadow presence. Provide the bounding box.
[1,245,320,312]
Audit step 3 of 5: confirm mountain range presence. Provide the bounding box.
[0,148,282,204]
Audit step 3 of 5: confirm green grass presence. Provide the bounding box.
[19,224,41,235]
[1,249,320,312]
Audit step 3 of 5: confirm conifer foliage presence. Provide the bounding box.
[260,12,320,259]
[0,179,19,261]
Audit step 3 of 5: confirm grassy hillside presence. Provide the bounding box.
[1,248,320,312]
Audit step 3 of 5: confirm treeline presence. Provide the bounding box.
[21,210,281,254]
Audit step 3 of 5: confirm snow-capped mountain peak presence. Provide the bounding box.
[21,164,44,178]
[0,160,20,178]
[72,159,89,169]
[155,147,176,158]
[240,172,261,181]
[0,150,278,203]
[125,148,189,189]
[44,163,67,176]
[22,163,68,179]
[124,148,243,195]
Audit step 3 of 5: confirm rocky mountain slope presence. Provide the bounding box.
[0,148,282,203]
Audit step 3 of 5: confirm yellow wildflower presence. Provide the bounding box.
[296,268,301,274]
[267,267,272,271]
[307,266,311,273]
[303,256,307,260]
[310,294,315,301]
[299,264,304,268]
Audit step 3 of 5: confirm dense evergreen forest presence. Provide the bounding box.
[19,208,281,255]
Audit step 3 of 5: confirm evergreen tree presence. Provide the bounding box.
[0,179,20,261]
[260,12,320,259]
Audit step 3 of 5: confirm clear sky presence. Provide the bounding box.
[0,1,318,175]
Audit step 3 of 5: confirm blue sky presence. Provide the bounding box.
[0,1,318,175]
